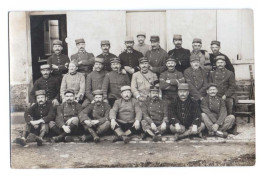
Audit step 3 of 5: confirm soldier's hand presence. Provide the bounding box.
[111,119,118,130]
[200,97,204,101]
[52,64,59,70]
[133,120,140,130]
[91,100,95,104]
[84,120,92,127]
[62,125,71,134]
[66,118,73,126]
[175,123,182,133]
[78,61,83,65]
[30,103,35,107]
[52,99,59,106]
[148,65,153,71]
[191,125,198,134]
[222,95,226,100]
[91,120,99,125]
[30,120,36,126]
[121,69,127,75]
[65,63,69,68]
[161,121,167,132]
[138,96,146,102]
[151,123,157,131]
[212,124,219,132]
[33,124,39,129]
[103,99,109,103]
[166,80,171,84]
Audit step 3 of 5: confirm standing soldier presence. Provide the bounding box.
[82,57,107,108]
[145,35,168,77]
[15,90,55,146]
[79,90,111,143]
[184,54,208,102]
[131,57,158,102]
[168,34,191,73]
[71,38,95,77]
[119,36,143,80]
[110,86,142,144]
[29,64,60,106]
[133,32,150,56]
[140,84,169,142]
[209,40,235,73]
[159,57,185,102]
[47,40,70,84]
[102,57,131,106]
[209,55,236,115]
[96,40,117,72]
[168,83,205,141]
[52,89,83,142]
[201,83,236,138]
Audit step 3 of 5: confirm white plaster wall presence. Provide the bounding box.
[66,11,126,58]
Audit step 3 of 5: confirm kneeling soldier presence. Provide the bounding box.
[51,89,83,142]
[201,83,235,138]
[15,90,55,146]
[168,83,205,141]
[140,84,169,142]
[79,90,111,143]
[110,86,142,143]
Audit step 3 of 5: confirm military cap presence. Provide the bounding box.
[192,38,202,44]
[95,57,104,64]
[150,84,160,92]
[190,54,200,62]
[207,83,218,90]
[173,34,182,40]
[75,38,85,44]
[70,60,79,67]
[101,40,110,45]
[92,89,103,95]
[110,57,120,63]
[166,57,177,63]
[35,90,46,96]
[121,85,131,92]
[178,83,189,90]
[40,64,51,70]
[215,55,226,62]
[53,40,63,46]
[136,32,146,37]
[64,89,75,95]
[211,40,221,46]
[125,36,134,42]
[150,35,160,42]
[138,57,149,63]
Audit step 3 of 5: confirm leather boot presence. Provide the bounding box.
[87,127,100,143]
[15,137,27,146]
[51,126,62,136]
[35,136,43,146]
[80,134,93,142]
[52,132,66,142]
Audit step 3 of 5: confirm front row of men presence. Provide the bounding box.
[15,82,235,146]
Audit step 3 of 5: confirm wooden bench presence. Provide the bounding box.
[235,99,255,125]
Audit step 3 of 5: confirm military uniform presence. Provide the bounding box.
[133,32,150,56]
[96,53,117,72]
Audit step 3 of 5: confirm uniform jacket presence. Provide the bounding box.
[209,53,235,73]
[79,102,111,125]
[201,95,227,126]
[140,97,169,125]
[55,101,83,128]
[168,47,191,73]
[96,52,117,72]
[47,53,70,76]
[71,51,95,74]
[145,47,168,74]
[24,101,55,124]
[131,70,158,98]
[133,43,150,56]
[29,76,60,103]
[184,67,208,100]
[190,50,212,72]
[109,98,142,124]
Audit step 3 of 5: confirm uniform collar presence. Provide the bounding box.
[102,52,109,56]
[69,71,77,75]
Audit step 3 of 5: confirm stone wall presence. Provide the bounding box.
[10,84,29,112]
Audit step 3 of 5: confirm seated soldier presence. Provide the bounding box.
[159,57,185,102]
[140,84,169,142]
[60,60,85,103]
[102,57,130,107]
[79,90,111,143]
[201,83,236,138]
[131,57,158,102]
[109,86,142,144]
[51,89,83,142]
[168,83,205,141]
[184,54,208,102]
[15,90,55,146]
[209,55,236,115]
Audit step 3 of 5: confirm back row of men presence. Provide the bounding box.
[14,33,237,146]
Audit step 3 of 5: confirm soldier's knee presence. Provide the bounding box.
[169,124,176,133]
[227,115,235,122]
[201,113,208,121]
[49,121,56,129]
[71,117,79,126]
[141,120,147,126]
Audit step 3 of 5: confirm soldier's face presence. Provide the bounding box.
[207,86,218,97]
[140,62,149,72]
[173,39,182,48]
[151,41,160,50]
[111,62,121,71]
[36,95,47,105]
[137,36,145,44]
[77,43,86,52]
[65,93,75,103]
[191,60,200,70]
[178,90,189,101]
[211,44,220,54]
[101,44,110,53]
[192,43,202,52]
[166,61,176,71]
[68,63,78,74]
[94,95,103,105]
[150,91,159,100]
[41,69,51,79]
[121,90,132,100]
[125,42,134,50]
[216,60,226,69]
[53,45,63,54]
[94,62,104,72]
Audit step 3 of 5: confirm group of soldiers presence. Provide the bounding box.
[15,32,237,146]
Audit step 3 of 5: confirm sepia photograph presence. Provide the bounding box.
[9,9,255,169]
